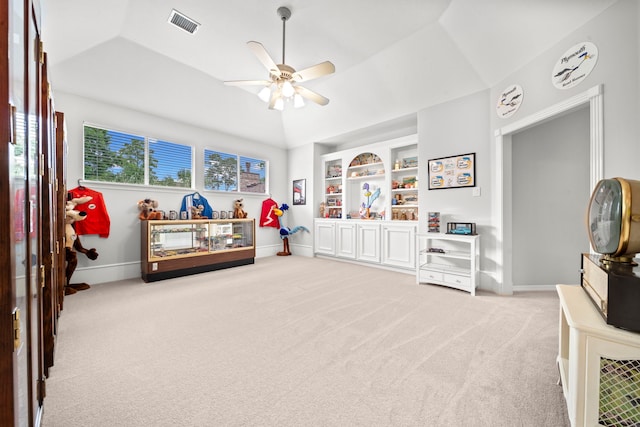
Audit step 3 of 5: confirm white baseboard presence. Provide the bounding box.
[74,244,314,285]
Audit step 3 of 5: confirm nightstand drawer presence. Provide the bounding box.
[420,270,443,282]
[444,273,470,287]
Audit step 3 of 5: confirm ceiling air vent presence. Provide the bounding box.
[168,9,200,34]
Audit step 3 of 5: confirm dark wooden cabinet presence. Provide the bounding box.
[1,1,62,424]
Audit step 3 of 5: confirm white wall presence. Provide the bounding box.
[416,90,494,289]
[490,0,639,182]
[55,92,288,285]
[285,143,316,256]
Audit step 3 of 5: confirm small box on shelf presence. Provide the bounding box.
[446,222,476,235]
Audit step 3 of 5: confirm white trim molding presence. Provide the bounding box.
[494,85,604,295]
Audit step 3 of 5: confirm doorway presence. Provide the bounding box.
[511,106,591,288]
[494,85,603,294]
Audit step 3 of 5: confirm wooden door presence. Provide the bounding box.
[0,0,46,424]
[55,112,67,313]
[26,1,45,420]
[40,51,57,375]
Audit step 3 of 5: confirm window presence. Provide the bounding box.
[204,149,267,194]
[83,124,193,188]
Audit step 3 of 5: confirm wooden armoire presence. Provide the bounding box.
[1,0,68,425]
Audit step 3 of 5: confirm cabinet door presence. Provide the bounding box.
[382,224,415,269]
[357,223,381,263]
[314,221,336,256]
[583,336,640,427]
[336,223,357,259]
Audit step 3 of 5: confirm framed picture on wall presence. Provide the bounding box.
[428,153,476,190]
[293,179,306,205]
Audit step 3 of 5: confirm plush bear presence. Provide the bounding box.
[233,198,248,219]
[65,195,99,295]
[138,198,163,220]
[191,204,207,219]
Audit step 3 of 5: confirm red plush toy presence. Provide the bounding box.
[65,195,99,295]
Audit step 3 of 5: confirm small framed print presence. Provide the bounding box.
[220,211,227,219]
[212,211,219,219]
[228,211,234,219]
[293,178,306,205]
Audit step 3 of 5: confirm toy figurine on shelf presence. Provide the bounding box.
[361,182,381,219]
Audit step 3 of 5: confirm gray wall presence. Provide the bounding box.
[511,107,591,287]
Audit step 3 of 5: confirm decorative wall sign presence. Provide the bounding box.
[552,41,598,90]
[293,179,306,205]
[496,84,524,118]
[428,153,476,190]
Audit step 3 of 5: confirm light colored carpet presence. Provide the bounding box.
[42,256,569,426]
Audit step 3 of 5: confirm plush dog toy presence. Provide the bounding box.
[65,195,99,295]
[138,198,163,220]
[233,198,248,219]
[191,204,207,219]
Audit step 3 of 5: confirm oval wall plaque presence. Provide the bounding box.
[552,41,598,90]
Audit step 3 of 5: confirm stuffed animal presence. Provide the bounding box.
[191,204,207,219]
[233,198,248,219]
[138,198,163,220]
[65,195,99,295]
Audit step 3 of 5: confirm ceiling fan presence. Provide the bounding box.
[224,6,335,111]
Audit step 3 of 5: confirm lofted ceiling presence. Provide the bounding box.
[41,0,617,149]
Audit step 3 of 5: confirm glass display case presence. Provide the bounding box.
[141,218,255,282]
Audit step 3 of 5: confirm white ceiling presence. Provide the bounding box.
[41,0,617,149]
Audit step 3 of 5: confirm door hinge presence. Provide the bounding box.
[38,378,46,400]
[12,309,21,351]
[40,153,45,176]
[9,104,16,145]
[56,240,59,255]
[38,40,44,64]
[40,265,45,288]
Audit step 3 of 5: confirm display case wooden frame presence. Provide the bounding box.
[141,218,255,282]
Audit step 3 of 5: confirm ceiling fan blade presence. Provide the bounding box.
[292,61,335,82]
[224,80,271,87]
[247,41,281,77]
[268,88,283,110]
[295,86,330,106]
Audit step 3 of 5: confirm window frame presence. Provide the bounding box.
[203,147,269,195]
[82,122,195,189]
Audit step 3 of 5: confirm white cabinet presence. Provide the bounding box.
[416,233,479,295]
[382,224,416,269]
[314,220,336,256]
[314,219,416,271]
[336,222,357,259]
[556,285,640,427]
[357,222,381,263]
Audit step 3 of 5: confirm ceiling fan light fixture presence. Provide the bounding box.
[224,6,335,110]
[293,93,305,108]
[273,98,284,111]
[281,80,295,98]
[257,86,271,102]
